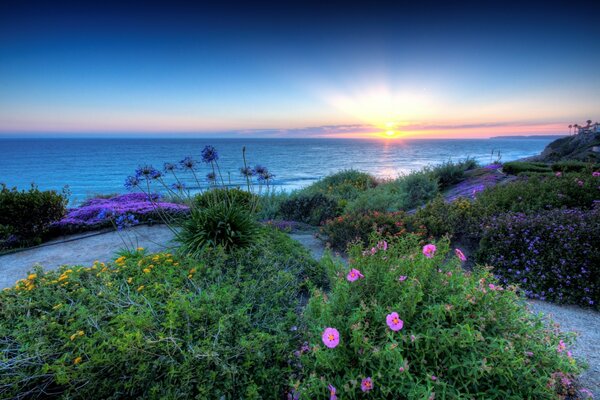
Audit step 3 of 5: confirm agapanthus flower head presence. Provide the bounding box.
[164,162,177,172]
[124,175,141,190]
[180,156,197,171]
[136,165,161,180]
[347,268,364,282]
[386,311,404,331]
[253,165,267,175]
[328,384,337,400]
[322,327,340,348]
[97,208,116,221]
[171,182,186,191]
[361,377,373,392]
[422,244,437,258]
[115,213,139,230]
[240,166,255,177]
[206,172,217,183]
[201,145,219,163]
[455,248,466,262]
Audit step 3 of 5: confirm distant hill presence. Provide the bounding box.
[527,132,600,162]
[490,135,567,140]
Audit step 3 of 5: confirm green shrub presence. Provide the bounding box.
[279,192,339,225]
[255,191,290,220]
[194,187,258,211]
[302,170,378,202]
[502,161,551,175]
[395,171,439,210]
[345,181,403,213]
[414,195,485,239]
[477,208,600,308]
[296,235,580,399]
[321,211,423,251]
[0,184,68,247]
[551,160,600,173]
[178,201,260,256]
[429,158,478,189]
[0,229,324,399]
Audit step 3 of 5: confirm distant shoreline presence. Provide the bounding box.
[490,135,567,140]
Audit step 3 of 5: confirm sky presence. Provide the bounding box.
[0,0,599,139]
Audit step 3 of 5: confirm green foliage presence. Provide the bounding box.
[551,160,600,173]
[279,192,339,226]
[0,229,325,399]
[0,184,68,247]
[395,171,439,210]
[414,196,484,239]
[429,158,478,189]
[255,191,290,220]
[297,235,580,399]
[302,170,378,202]
[178,200,260,256]
[321,211,423,252]
[194,187,258,211]
[344,181,404,213]
[502,161,551,175]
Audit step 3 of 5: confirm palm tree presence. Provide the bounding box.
[586,119,592,128]
[568,124,572,135]
[574,124,579,134]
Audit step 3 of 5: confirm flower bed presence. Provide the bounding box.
[50,193,188,234]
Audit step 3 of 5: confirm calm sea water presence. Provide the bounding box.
[0,138,554,205]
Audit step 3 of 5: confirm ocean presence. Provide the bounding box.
[0,138,555,205]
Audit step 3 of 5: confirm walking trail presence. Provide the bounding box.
[0,224,597,396]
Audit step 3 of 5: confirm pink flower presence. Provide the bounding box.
[322,327,340,348]
[361,377,373,392]
[555,172,562,177]
[455,248,466,262]
[398,275,407,282]
[557,340,566,353]
[347,268,364,282]
[410,335,416,342]
[377,240,388,251]
[422,244,436,258]
[431,375,437,381]
[399,367,405,372]
[370,247,377,255]
[328,384,337,400]
[386,312,404,331]
[593,171,600,177]
[488,284,496,290]
[567,351,573,358]
[577,180,584,187]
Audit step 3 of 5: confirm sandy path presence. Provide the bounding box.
[0,225,177,288]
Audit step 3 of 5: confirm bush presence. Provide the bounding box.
[321,211,422,251]
[344,181,403,214]
[178,201,260,256]
[551,160,600,173]
[296,235,580,399]
[502,161,551,175]
[302,170,378,203]
[0,184,68,247]
[194,187,258,211]
[0,229,325,399]
[429,158,478,189]
[414,195,485,240]
[477,208,600,308]
[279,192,339,225]
[395,171,439,210]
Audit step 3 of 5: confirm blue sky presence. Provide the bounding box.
[1,1,599,138]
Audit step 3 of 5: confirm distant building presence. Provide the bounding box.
[577,122,600,134]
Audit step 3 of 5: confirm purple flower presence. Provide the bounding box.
[361,377,373,392]
[180,156,197,171]
[322,327,340,348]
[386,312,404,331]
[201,145,219,163]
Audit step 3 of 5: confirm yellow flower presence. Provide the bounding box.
[73,356,82,365]
[187,274,193,279]
[127,277,133,283]
[136,247,144,251]
[189,268,196,274]
[70,333,77,341]
[27,273,37,280]
[53,303,63,310]
[137,285,145,292]
[143,268,151,274]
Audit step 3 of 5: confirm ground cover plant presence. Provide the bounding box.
[0,184,68,248]
[502,161,552,175]
[295,235,583,399]
[0,228,326,399]
[478,207,600,308]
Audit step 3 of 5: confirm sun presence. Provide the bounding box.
[385,130,396,136]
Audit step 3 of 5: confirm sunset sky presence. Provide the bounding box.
[1,1,599,138]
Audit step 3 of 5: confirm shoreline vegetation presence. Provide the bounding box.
[1,136,599,398]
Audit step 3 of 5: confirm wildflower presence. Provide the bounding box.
[163,162,177,172]
[399,366,405,372]
[398,275,407,282]
[240,166,255,177]
[27,273,37,280]
[137,285,145,292]
[555,172,562,177]
[179,156,197,170]
[386,312,404,331]
[422,244,437,258]
[73,356,82,365]
[328,384,337,400]
[124,175,141,190]
[431,375,437,381]
[206,172,217,183]
[136,247,144,251]
[136,165,161,180]
[347,268,364,282]
[201,145,219,163]
[171,182,186,191]
[455,248,466,262]
[127,277,133,283]
[377,240,388,251]
[577,180,584,187]
[361,377,373,392]
[143,268,151,273]
[322,327,340,348]
[557,340,566,353]
[410,335,416,342]
[593,171,600,177]
[253,165,267,175]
